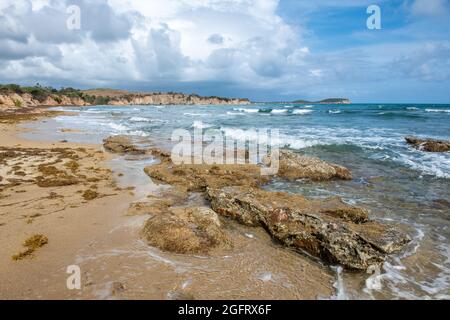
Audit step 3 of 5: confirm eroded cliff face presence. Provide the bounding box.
[0,93,89,108]
[0,92,250,109]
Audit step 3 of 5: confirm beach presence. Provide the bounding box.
[0,109,336,300]
[0,102,449,299]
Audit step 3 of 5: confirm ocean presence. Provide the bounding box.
[24,103,450,299]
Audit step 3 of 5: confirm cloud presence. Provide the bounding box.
[410,0,450,17]
[207,33,224,45]
[0,0,449,102]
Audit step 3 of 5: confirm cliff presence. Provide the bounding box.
[0,84,250,109]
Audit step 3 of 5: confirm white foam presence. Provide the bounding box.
[130,116,152,122]
[184,113,208,116]
[271,109,288,114]
[331,266,349,300]
[108,123,129,131]
[128,130,150,137]
[328,109,341,114]
[425,109,450,113]
[257,272,272,282]
[226,112,242,115]
[406,107,419,111]
[292,109,313,115]
[233,108,259,113]
[192,121,213,129]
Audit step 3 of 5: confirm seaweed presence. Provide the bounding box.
[12,234,48,261]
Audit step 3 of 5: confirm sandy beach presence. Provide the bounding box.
[0,111,335,300]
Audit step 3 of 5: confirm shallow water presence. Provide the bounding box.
[22,103,450,299]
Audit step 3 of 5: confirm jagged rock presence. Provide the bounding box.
[103,135,146,155]
[405,136,450,152]
[207,186,410,270]
[144,162,271,192]
[142,207,232,254]
[265,150,352,181]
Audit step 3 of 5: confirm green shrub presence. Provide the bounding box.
[13,99,22,108]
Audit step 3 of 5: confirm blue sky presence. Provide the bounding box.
[0,0,449,103]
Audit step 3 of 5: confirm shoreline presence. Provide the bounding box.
[0,111,336,300]
[0,117,137,299]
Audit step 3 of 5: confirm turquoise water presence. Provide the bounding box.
[30,103,450,299]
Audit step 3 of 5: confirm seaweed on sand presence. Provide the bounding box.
[12,234,48,261]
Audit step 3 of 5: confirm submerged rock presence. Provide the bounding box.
[142,207,232,254]
[265,150,352,181]
[207,186,410,270]
[103,135,146,155]
[405,136,450,152]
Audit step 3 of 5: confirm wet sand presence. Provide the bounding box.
[0,113,334,300]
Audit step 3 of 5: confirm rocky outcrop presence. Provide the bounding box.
[144,162,271,192]
[142,207,232,254]
[405,136,450,152]
[103,135,146,155]
[144,148,352,192]
[265,150,352,181]
[141,147,410,269]
[207,186,410,270]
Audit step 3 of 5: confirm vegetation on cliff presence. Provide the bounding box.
[0,83,250,107]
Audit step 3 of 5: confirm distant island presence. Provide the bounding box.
[0,84,250,108]
[292,98,351,104]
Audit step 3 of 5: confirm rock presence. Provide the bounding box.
[144,162,271,193]
[127,199,173,216]
[207,186,410,270]
[405,136,450,152]
[111,282,126,295]
[103,135,146,155]
[142,207,232,254]
[265,150,352,181]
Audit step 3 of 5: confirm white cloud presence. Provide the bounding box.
[411,0,449,16]
[0,0,448,102]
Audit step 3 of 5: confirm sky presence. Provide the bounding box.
[0,0,449,103]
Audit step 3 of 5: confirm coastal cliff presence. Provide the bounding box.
[0,84,250,109]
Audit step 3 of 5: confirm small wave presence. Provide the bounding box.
[292,109,313,115]
[395,152,450,179]
[130,117,152,122]
[303,105,314,108]
[328,110,341,114]
[425,109,450,113]
[108,123,129,131]
[128,130,150,137]
[233,108,259,113]
[184,112,208,116]
[220,127,322,150]
[331,266,349,300]
[82,109,110,114]
[192,121,213,129]
[271,109,288,114]
[406,107,419,111]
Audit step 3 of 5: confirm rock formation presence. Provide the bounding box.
[142,207,232,254]
[405,136,450,152]
[264,150,352,181]
[103,135,146,155]
[207,186,410,270]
